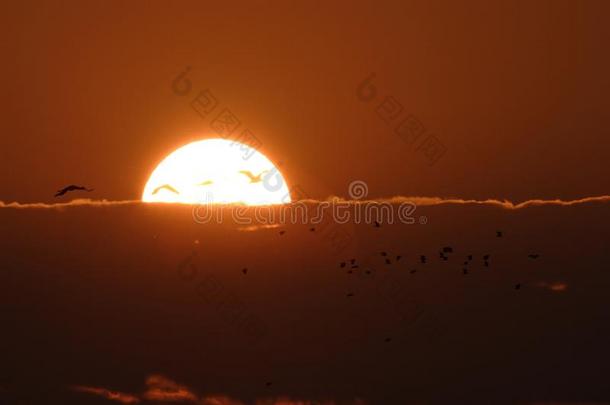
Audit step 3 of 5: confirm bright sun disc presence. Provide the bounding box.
[142,139,291,205]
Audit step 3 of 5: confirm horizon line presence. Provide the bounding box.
[0,195,609,210]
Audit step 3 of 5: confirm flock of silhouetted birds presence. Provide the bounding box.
[234,201,543,387]
[336,229,540,298]
[270,222,541,350]
[275,226,540,295]
[334,228,540,344]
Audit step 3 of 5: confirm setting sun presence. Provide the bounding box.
[142,138,291,205]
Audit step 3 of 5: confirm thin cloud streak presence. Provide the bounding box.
[535,282,569,292]
[1,195,609,210]
[200,396,245,405]
[237,224,282,232]
[71,385,140,404]
[0,199,140,209]
[305,195,610,209]
[143,374,198,402]
[70,376,367,405]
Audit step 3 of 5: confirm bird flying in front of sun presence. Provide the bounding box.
[142,138,291,205]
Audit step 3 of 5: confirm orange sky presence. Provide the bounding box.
[1,0,609,204]
[3,3,610,404]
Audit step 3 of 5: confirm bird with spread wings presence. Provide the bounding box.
[238,170,268,183]
[54,185,94,197]
[152,184,180,195]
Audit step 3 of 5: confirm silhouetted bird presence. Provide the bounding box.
[396,255,402,261]
[347,270,353,274]
[54,185,93,197]
[365,270,372,275]
[374,221,381,228]
[242,268,248,275]
[467,255,473,261]
[443,247,453,253]
[496,231,503,237]
[483,254,490,260]
[309,227,315,232]
[463,261,469,266]
[515,283,521,290]
[380,252,387,256]
[528,254,540,259]
[265,382,272,387]
[420,255,427,264]
[384,337,392,343]
[347,293,354,298]
[279,230,286,236]
[351,265,359,269]
[463,268,468,275]
[152,184,179,195]
[385,259,391,265]
[350,259,356,264]
[410,269,417,274]
[239,170,268,183]
[340,262,346,268]
[484,261,489,267]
